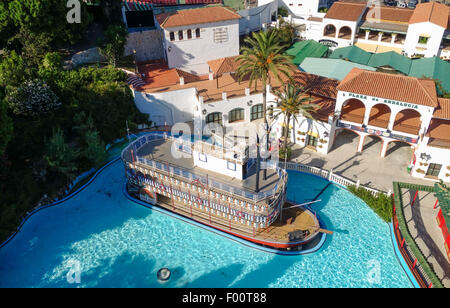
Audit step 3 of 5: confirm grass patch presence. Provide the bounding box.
[348,185,393,223]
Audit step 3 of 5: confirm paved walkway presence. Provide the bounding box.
[289,130,436,192]
[401,189,450,287]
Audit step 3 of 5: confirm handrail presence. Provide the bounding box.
[122,132,288,203]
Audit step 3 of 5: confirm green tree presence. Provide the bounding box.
[7,0,91,46]
[0,50,27,88]
[84,130,107,168]
[236,31,293,159]
[272,81,317,158]
[43,127,79,180]
[98,24,128,67]
[0,97,12,154]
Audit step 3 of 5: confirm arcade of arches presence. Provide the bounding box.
[340,99,422,136]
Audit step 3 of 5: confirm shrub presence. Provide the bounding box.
[348,185,393,223]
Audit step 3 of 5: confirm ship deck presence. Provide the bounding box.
[126,138,282,195]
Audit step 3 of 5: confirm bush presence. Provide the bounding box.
[348,185,393,222]
[279,147,292,160]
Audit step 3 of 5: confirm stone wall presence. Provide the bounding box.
[125,29,165,62]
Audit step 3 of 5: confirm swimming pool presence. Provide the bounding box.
[0,159,414,287]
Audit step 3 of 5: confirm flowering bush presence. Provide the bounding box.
[7,80,60,116]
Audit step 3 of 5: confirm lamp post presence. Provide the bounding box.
[133,49,137,74]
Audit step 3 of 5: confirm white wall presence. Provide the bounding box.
[134,88,198,126]
[404,22,445,58]
[163,19,240,74]
[238,0,278,34]
[411,138,450,182]
[193,150,244,179]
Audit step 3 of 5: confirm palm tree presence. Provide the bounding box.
[272,81,318,158]
[236,30,294,172]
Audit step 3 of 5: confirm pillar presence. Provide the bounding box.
[363,104,372,126]
[357,134,365,152]
[378,32,383,43]
[380,139,389,158]
[387,111,397,131]
[208,72,214,80]
[365,30,370,41]
[391,33,397,45]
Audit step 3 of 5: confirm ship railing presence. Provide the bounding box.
[123,133,288,204]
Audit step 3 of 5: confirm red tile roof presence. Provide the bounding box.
[207,56,241,76]
[434,98,450,120]
[409,2,449,28]
[337,68,438,107]
[427,118,450,141]
[156,6,241,29]
[324,2,367,21]
[290,71,339,99]
[363,5,414,23]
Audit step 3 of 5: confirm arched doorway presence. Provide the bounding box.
[385,140,413,159]
[331,128,361,152]
[323,24,336,37]
[368,104,391,129]
[340,99,365,124]
[393,109,421,135]
[338,26,352,40]
[362,134,383,154]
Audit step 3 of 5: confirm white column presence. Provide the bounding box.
[378,32,383,43]
[179,77,184,85]
[387,111,397,131]
[363,104,372,126]
[357,134,365,152]
[391,33,397,45]
[208,72,214,80]
[365,30,370,41]
[380,139,389,158]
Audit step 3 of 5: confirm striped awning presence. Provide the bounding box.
[124,1,154,12]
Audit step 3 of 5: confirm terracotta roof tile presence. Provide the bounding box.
[207,56,241,76]
[289,71,339,99]
[337,68,438,107]
[427,118,450,141]
[324,2,367,21]
[363,6,414,23]
[434,98,450,120]
[409,2,449,28]
[156,6,241,29]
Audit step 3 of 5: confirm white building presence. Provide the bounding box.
[289,1,449,57]
[155,6,241,75]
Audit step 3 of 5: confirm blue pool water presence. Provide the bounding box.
[0,159,413,288]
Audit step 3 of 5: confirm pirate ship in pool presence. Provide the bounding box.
[121,132,325,251]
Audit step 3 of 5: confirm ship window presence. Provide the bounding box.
[227,161,236,171]
[199,152,207,162]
